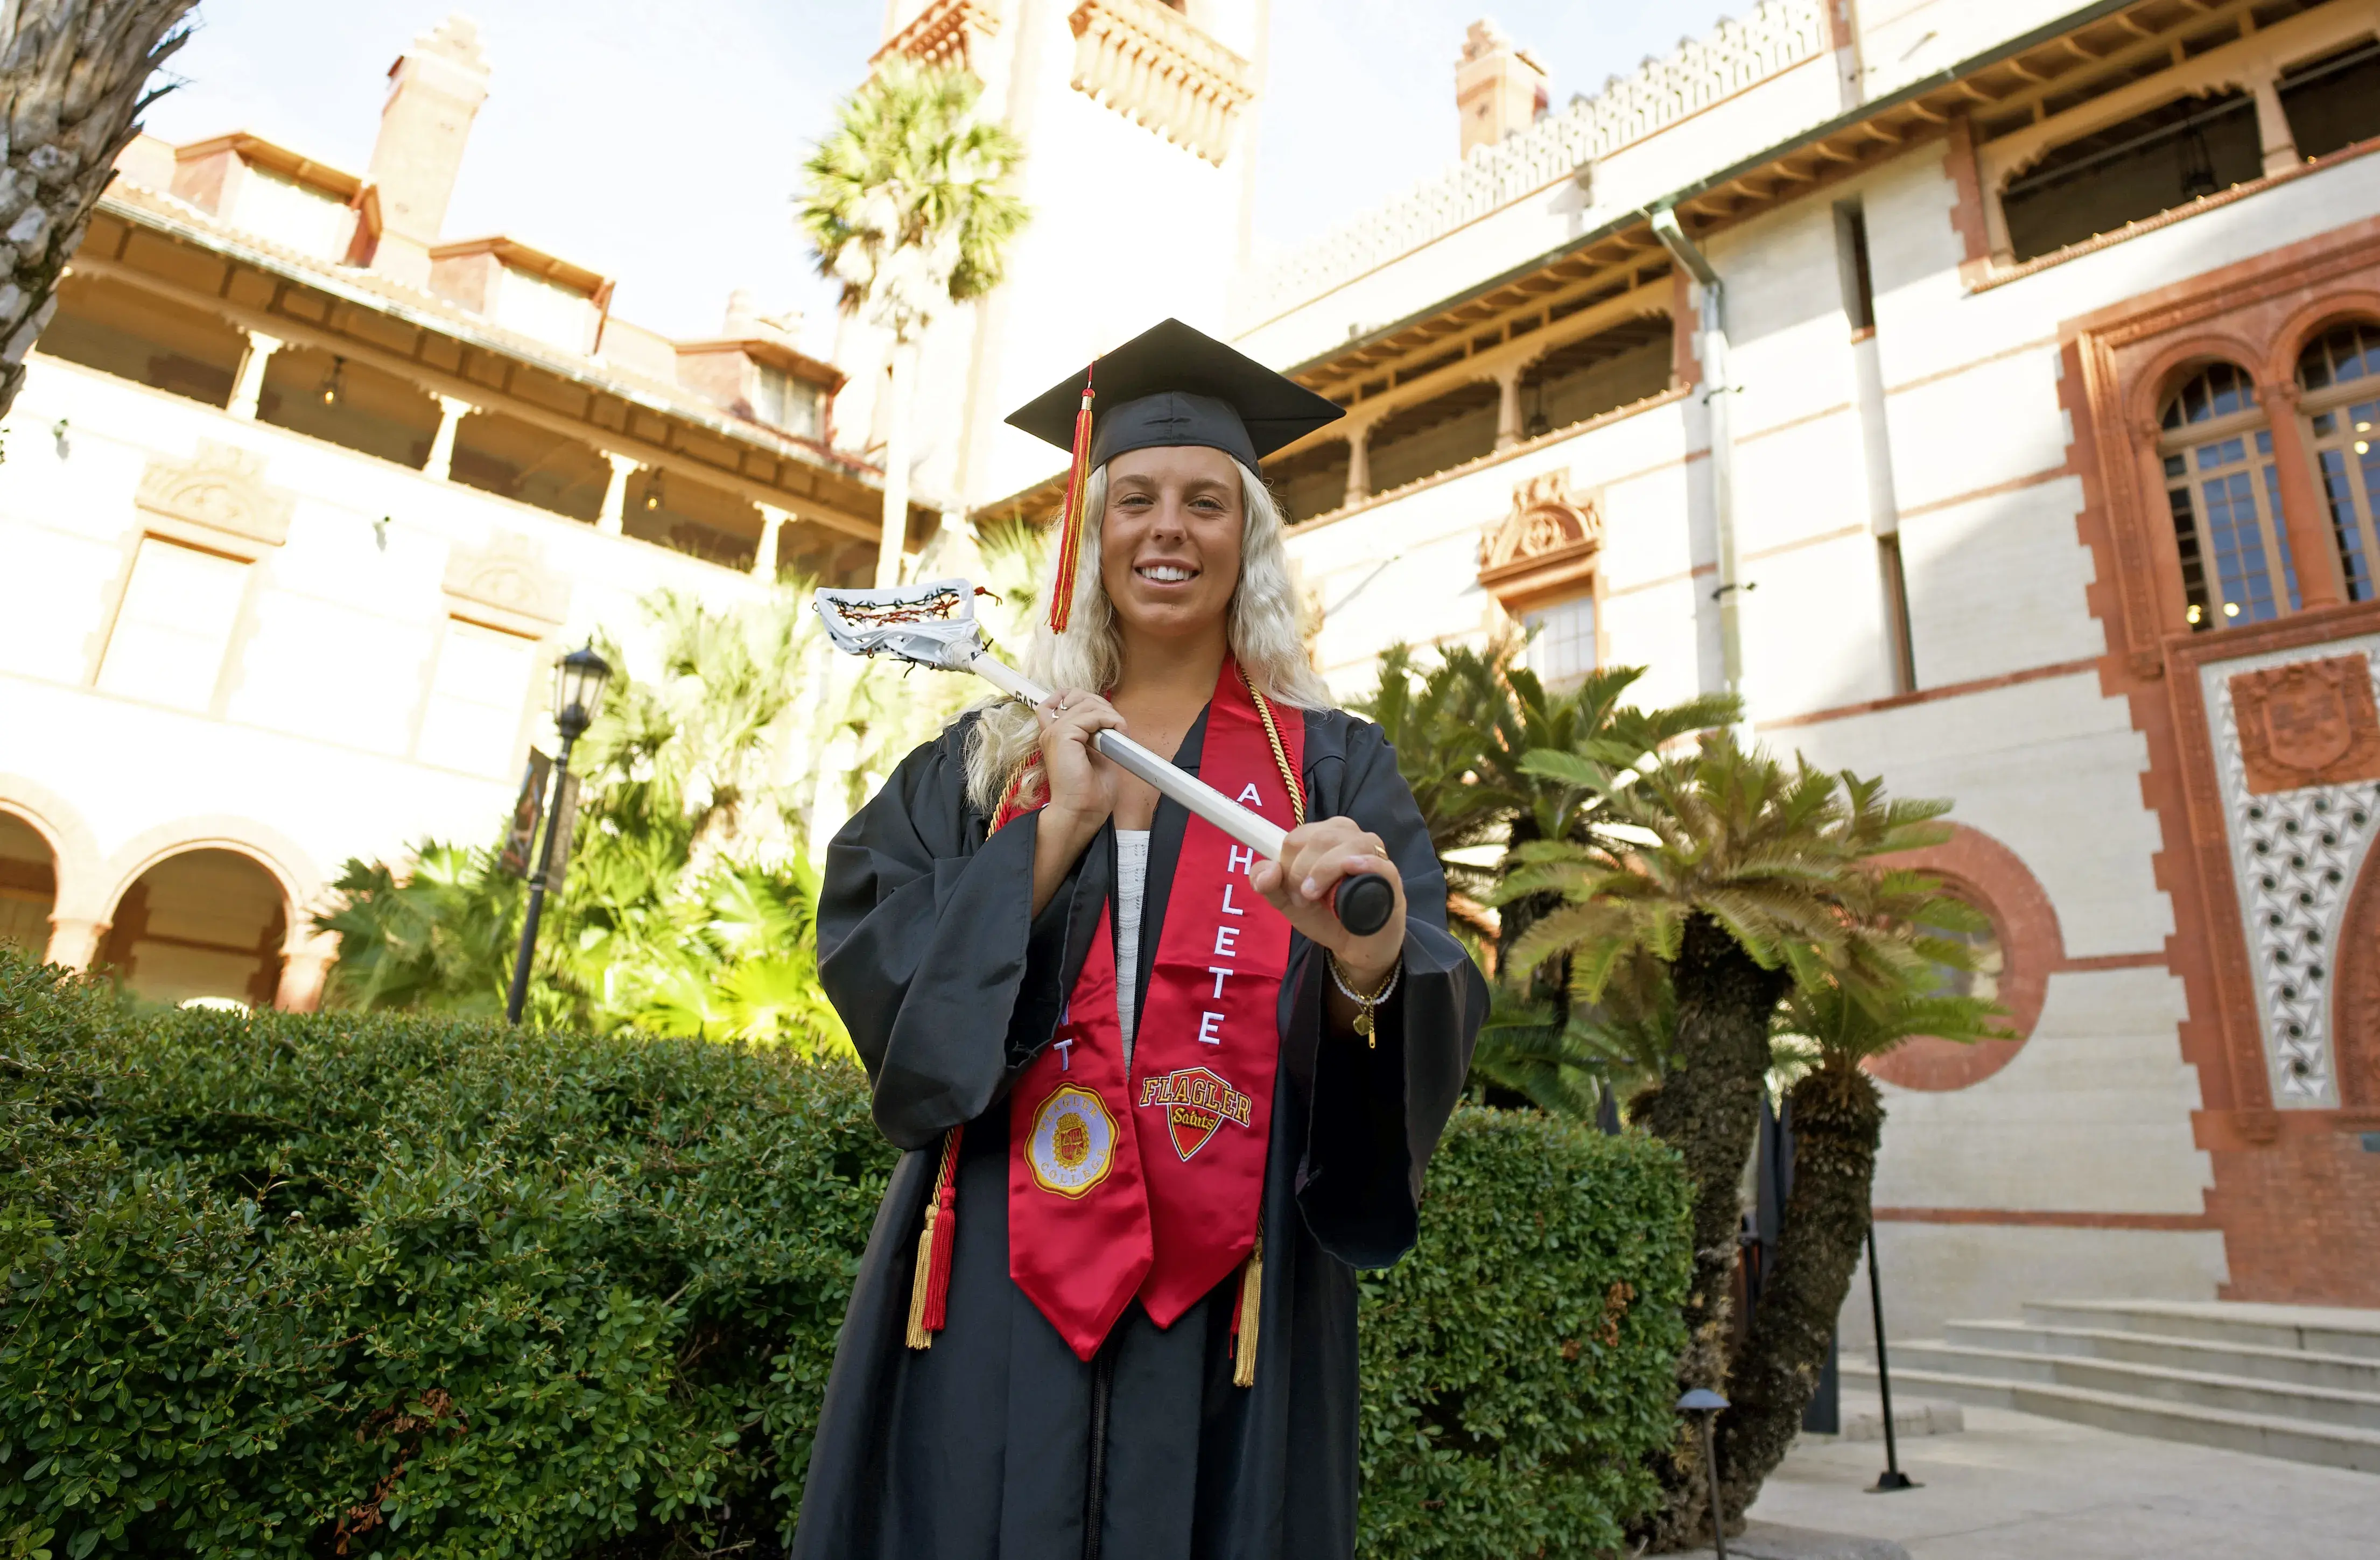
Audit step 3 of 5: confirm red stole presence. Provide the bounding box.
[998,660,1301,1361]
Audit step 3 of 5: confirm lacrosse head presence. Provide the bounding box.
[813,579,991,671]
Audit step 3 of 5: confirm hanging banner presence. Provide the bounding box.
[499,750,552,878]
[544,772,583,892]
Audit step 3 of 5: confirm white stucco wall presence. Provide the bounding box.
[0,355,776,939]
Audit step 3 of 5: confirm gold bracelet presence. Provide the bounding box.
[1325,951,1402,1048]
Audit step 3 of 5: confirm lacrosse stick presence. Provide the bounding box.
[815,580,1395,937]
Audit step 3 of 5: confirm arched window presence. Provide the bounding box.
[2297,320,2380,604]
[2159,362,2299,630]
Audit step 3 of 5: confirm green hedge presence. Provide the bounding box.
[1357,1107,1690,1559]
[0,952,1687,1558]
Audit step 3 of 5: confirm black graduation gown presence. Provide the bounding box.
[794,703,1487,1560]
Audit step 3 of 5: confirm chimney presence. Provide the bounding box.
[724,288,802,343]
[1456,20,1548,157]
[365,14,491,287]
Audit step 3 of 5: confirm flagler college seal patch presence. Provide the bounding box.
[1028,1085,1117,1198]
[1137,1066,1253,1162]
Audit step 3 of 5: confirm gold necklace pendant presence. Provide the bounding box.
[1353,1006,1375,1043]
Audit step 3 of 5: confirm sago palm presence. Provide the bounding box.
[1358,642,1734,967]
[1491,733,1955,1550]
[0,0,196,419]
[1715,965,2010,1515]
[798,55,1027,586]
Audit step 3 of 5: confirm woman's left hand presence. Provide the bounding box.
[1249,817,1406,985]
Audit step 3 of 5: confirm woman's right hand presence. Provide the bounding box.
[1029,688,1122,917]
[1035,687,1124,834]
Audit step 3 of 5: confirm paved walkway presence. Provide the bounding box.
[1717,1402,2380,1559]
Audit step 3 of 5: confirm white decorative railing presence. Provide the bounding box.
[1235,0,1827,325]
[1069,0,1255,165]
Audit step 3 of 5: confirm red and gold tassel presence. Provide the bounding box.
[1046,363,1098,634]
[904,1126,965,1349]
[1230,1223,1265,1387]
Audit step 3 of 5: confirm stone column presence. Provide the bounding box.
[44,915,105,972]
[228,331,283,420]
[275,931,339,1013]
[423,394,473,480]
[596,452,637,536]
[2260,378,2342,609]
[2246,66,2299,178]
[1494,364,1526,451]
[754,503,788,581]
[1343,421,1374,510]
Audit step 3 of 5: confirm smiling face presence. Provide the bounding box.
[1099,444,1245,648]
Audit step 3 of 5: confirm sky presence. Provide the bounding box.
[140,2,1732,354]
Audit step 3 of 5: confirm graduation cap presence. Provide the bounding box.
[1007,318,1344,631]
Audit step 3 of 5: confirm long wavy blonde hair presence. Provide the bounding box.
[963,456,1331,813]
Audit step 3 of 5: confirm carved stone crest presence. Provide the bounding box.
[443,531,571,637]
[1478,469,1603,608]
[135,440,294,558]
[2230,655,2380,795]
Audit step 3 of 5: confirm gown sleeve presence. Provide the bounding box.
[818,721,1098,1151]
[1290,716,1487,1269]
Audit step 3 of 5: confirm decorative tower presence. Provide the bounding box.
[363,14,492,288]
[846,0,1271,521]
[1455,19,1547,157]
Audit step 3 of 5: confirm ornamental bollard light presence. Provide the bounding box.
[1677,1387,1731,1560]
[504,644,612,1024]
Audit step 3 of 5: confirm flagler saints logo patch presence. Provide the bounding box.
[1028,1085,1117,1198]
[1137,1066,1254,1162]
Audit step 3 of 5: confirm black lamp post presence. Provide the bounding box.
[1677,1388,1731,1560]
[504,644,611,1024]
[1865,1221,1920,1492]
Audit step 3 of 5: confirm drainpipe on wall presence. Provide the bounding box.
[1649,206,1747,726]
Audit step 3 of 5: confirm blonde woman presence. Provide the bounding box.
[795,320,1485,1560]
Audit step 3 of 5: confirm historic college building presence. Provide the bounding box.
[0,18,904,1011]
[870,0,2380,1332]
[2,0,2373,1351]
[1225,0,2380,1329]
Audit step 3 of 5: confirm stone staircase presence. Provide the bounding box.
[1839,1299,2380,1474]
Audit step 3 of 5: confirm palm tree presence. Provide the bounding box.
[798,57,1027,588]
[1358,643,1732,1113]
[0,1,197,421]
[319,587,848,1053]
[1714,965,2010,1517]
[1492,736,1956,1550]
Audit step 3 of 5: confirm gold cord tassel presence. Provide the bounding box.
[1231,1227,1265,1388]
[904,1203,939,1350]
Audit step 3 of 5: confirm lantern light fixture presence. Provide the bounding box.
[552,643,613,740]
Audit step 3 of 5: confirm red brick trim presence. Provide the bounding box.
[1883,332,2060,398]
[1604,560,1716,601]
[1874,1207,2218,1231]
[1755,655,2100,733]
[2057,951,2169,973]
[1894,464,2069,522]
[1943,114,1992,270]
[1867,825,2059,1092]
[1735,400,1853,447]
[1741,522,1868,565]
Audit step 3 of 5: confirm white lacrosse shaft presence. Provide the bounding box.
[964,651,1289,861]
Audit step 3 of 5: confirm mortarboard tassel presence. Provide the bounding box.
[1230,1222,1264,1387]
[905,1125,964,1348]
[1047,363,1097,634]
